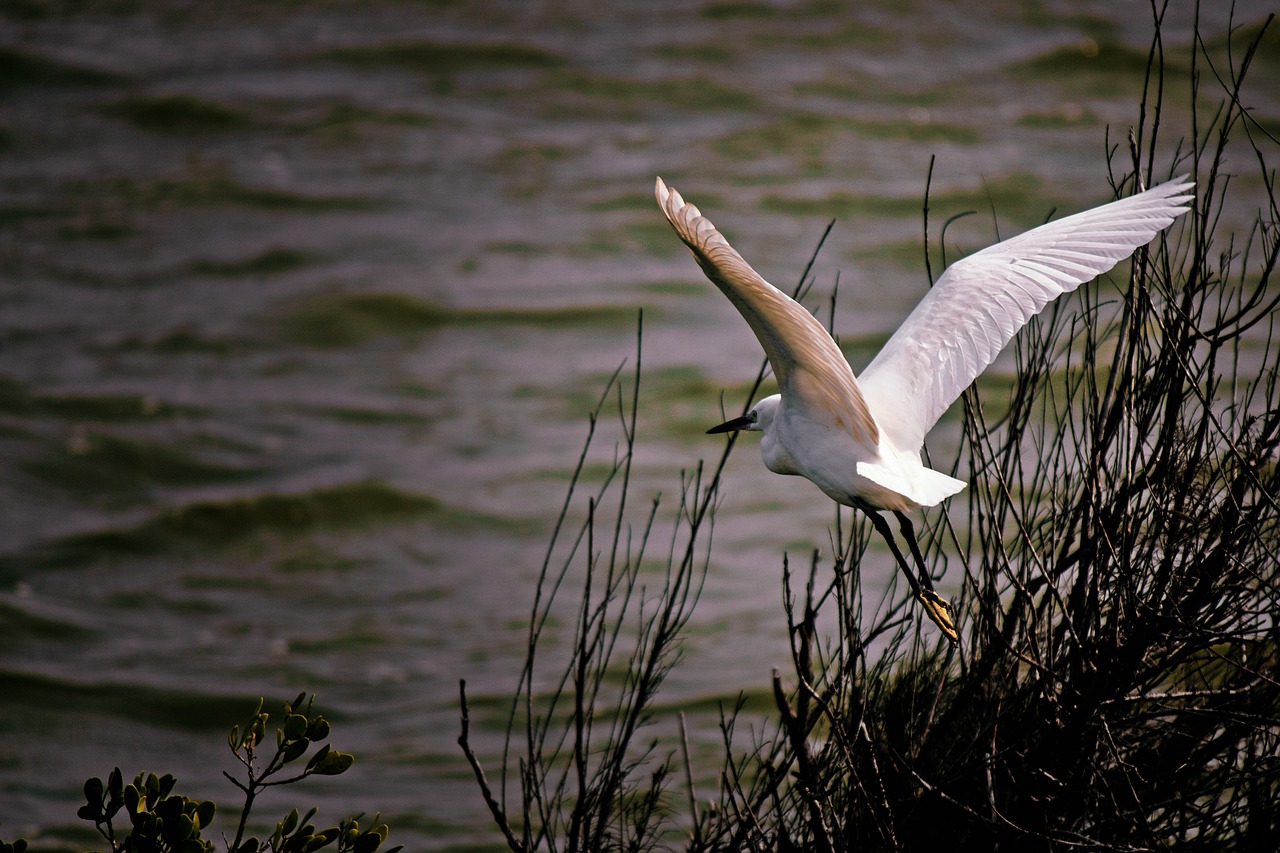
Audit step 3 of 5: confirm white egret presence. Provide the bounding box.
[656,174,1193,644]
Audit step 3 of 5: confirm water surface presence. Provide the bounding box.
[2,1,1276,849]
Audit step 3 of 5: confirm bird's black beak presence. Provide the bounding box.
[707,413,755,434]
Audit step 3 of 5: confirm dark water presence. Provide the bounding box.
[2,1,1276,849]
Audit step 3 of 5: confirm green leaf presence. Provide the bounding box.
[305,717,330,740]
[281,808,300,836]
[304,744,331,772]
[78,777,105,821]
[310,750,354,776]
[104,769,124,819]
[124,783,142,815]
[195,800,216,829]
[250,712,268,745]
[154,796,182,822]
[281,737,310,763]
[158,774,176,798]
[290,834,315,853]
[305,828,340,852]
[352,832,381,853]
[283,713,308,741]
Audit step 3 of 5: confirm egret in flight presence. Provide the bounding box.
[656,174,1193,644]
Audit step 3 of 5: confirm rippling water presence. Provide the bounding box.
[2,1,1276,849]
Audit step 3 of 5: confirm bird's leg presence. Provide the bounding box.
[892,510,934,591]
[860,508,923,596]
[891,509,957,644]
[857,504,958,645]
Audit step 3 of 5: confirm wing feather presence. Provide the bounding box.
[858,176,1194,450]
[656,177,878,446]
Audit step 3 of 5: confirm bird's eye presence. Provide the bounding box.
[749,411,758,422]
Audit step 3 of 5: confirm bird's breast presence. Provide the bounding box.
[759,429,802,476]
[764,413,922,511]
[763,415,864,482]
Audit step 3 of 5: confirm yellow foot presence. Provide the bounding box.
[917,590,959,645]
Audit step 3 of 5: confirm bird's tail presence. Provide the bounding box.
[857,461,967,508]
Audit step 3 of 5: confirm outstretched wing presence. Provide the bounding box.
[656,177,878,446]
[857,176,1194,451]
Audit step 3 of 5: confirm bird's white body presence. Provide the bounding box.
[657,175,1194,515]
[754,395,957,512]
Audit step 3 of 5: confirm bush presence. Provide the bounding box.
[2,695,399,853]
[463,7,1280,851]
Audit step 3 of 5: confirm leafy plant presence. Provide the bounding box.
[0,695,398,853]
[222,694,378,853]
[76,768,215,853]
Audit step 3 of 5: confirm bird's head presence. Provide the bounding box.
[706,394,780,435]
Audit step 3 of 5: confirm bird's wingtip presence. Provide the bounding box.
[655,176,690,222]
